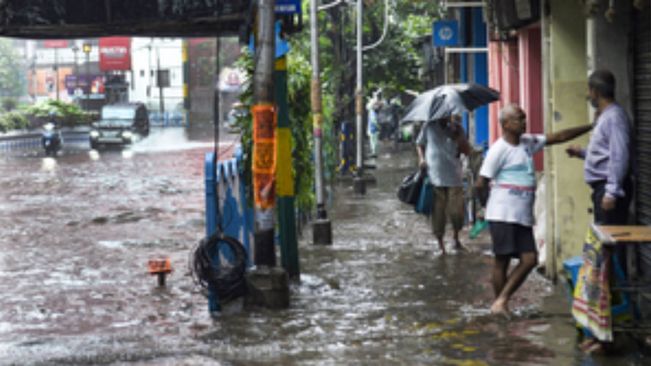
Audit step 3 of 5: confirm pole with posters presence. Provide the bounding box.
[309,0,333,244]
[247,0,290,309]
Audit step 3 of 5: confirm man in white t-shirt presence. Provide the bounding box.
[475,104,592,315]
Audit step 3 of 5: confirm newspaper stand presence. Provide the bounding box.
[592,224,651,337]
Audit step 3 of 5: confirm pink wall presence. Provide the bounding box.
[488,26,543,171]
[518,26,543,170]
[488,40,520,144]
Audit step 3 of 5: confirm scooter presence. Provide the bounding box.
[41,122,62,156]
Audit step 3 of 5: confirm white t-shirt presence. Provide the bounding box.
[479,134,546,227]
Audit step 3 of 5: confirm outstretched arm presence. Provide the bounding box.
[545,124,592,146]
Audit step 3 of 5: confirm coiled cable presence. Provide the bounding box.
[190,232,247,304]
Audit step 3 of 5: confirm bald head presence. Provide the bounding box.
[498,104,523,125]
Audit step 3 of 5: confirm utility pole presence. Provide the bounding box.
[253,0,277,267]
[157,46,165,116]
[246,0,290,309]
[72,45,79,99]
[54,48,60,101]
[83,42,91,109]
[352,0,366,195]
[310,0,333,245]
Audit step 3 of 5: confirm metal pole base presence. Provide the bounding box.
[353,176,366,195]
[313,219,333,245]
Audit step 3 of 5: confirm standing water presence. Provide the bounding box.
[0,133,647,365]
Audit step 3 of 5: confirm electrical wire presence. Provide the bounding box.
[190,232,248,304]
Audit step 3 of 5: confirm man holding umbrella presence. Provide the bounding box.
[417,114,470,254]
[405,84,501,254]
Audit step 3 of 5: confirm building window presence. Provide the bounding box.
[140,70,145,77]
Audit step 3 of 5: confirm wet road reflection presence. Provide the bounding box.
[0,138,648,365]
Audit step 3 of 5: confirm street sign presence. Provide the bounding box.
[275,0,301,15]
[157,70,170,88]
[433,20,459,47]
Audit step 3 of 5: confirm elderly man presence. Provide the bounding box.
[567,69,632,225]
[476,104,592,315]
[416,114,470,254]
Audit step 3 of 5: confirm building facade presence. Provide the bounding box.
[486,0,649,277]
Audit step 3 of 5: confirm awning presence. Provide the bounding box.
[0,0,254,39]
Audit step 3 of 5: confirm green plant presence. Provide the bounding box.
[1,97,17,111]
[233,45,336,215]
[23,99,93,127]
[0,111,29,132]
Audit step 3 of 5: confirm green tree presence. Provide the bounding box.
[0,38,26,97]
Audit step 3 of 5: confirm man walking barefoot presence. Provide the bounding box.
[476,104,592,315]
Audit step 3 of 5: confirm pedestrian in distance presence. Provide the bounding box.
[475,104,593,315]
[416,114,471,254]
[566,69,632,225]
[367,98,381,158]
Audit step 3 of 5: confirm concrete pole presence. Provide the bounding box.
[253,0,277,266]
[353,0,366,195]
[157,47,165,116]
[54,48,60,101]
[245,0,290,310]
[310,0,333,244]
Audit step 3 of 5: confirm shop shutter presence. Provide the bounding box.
[634,8,651,272]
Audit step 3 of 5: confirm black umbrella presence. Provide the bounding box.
[400,83,500,125]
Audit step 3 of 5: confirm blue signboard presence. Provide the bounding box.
[433,20,459,47]
[276,0,302,15]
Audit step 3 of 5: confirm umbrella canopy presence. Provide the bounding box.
[400,83,500,125]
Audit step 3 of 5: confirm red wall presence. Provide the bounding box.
[489,40,520,143]
[488,25,544,171]
[519,27,543,170]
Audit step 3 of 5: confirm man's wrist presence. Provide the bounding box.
[604,192,617,200]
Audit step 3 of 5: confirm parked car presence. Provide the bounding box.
[89,103,149,149]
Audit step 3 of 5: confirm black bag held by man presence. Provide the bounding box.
[397,168,425,205]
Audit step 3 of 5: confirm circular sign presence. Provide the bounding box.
[438,26,454,41]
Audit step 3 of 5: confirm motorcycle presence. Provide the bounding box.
[41,122,62,156]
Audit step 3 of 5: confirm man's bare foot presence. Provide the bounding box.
[579,339,603,354]
[490,299,510,316]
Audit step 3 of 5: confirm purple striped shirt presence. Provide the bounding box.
[583,103,631,198]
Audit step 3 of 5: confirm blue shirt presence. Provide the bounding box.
[584,103,631,198]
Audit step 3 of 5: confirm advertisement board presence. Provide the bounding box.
[99,37,131,71]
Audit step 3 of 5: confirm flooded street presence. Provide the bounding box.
[0,133,648,365]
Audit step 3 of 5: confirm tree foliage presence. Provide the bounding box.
[0,38,25,97]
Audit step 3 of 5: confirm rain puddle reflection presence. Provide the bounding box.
[0,141,647,365]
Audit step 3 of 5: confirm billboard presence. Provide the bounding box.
[65,75,106,96]
[99,37,131,71]
[41,40,70,48]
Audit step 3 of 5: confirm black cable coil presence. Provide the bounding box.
[190,232,248,304]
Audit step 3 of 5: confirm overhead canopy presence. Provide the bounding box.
[0,0,253,39]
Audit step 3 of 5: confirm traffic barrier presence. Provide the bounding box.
[149,111,186,127]
[204,149,254,313]
[0,130,90,153]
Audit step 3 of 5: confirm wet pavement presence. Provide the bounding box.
[0,133,648,365]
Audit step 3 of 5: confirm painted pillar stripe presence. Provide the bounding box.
[276,127,294,197]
